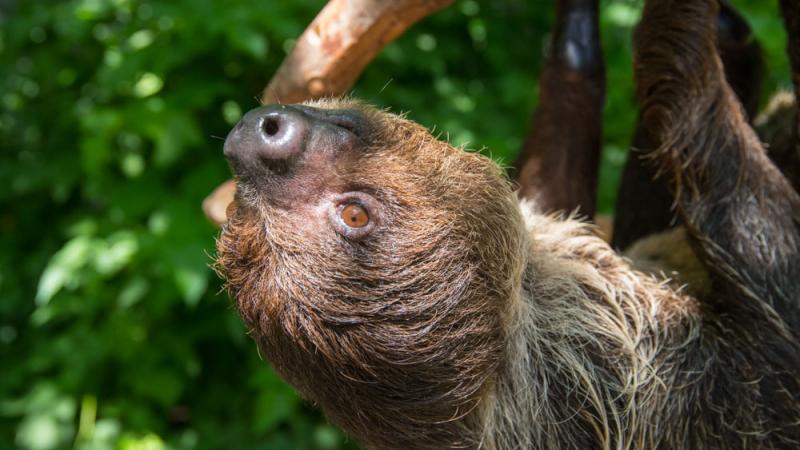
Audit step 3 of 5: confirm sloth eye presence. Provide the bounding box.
[329,193,380,240]
[341,204,369,228]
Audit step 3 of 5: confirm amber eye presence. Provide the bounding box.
[329,193,379,240]
[341,204,369,228]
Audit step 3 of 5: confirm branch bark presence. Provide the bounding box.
[263,0,453,104]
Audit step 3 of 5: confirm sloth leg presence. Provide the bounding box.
[514,0,605,219]
[612,0,764,251]
[635,0,800,328]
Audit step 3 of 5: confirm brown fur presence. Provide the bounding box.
[216,0,800,448]
[612,0,765,251]
[218,102,527,449]
[628,0,800,445]
[217,102,800,449]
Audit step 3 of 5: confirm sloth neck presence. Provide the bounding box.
[476,211,700,449]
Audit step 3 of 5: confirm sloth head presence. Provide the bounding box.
[216,99,527,448]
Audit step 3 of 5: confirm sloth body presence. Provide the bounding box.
[218,98,799,450]
[217,0,800,448]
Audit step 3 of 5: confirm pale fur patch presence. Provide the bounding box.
[477,201,699,449]
[624,227,711,298]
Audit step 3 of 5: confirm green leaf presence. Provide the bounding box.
[173,265,208,307]
[118,433,166,450]
[253,383,301,433]
[92,231,139,277]
[133,73,164,98]
[150,113,202,167]
[603,3,642,28]
[227,27,269,61]
[16,415,61,450]
[36,236,93,305]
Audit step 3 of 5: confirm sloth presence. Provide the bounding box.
[216,0,800,448]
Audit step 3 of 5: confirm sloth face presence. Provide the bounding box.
[216,99,526,448]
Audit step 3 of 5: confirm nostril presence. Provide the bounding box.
[263,117,280,136]
[253,108,309,163]
[225,105,312,174]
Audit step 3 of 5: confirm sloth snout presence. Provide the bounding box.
[224,104,364,178]
[224,105,310,174]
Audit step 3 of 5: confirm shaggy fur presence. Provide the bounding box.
[479,206,699,449]
[218,103,528,449]
[612,0,765,251]
[216,0,800,448]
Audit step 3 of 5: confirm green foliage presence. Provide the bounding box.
[0,0,789,449]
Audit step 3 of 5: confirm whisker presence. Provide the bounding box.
[377,78,393,96]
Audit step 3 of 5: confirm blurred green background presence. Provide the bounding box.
[0,0,790,449]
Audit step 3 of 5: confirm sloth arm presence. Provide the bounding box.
[634,0,800,330]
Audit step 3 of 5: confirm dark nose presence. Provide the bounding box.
[224,105,310,173]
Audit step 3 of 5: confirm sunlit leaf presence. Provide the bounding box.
[128,30,155,50]
[36,236,92,305]
[16,415,61,450]
[603,3,642,28]
[93,231,139,277]
[74,0,109,21]
[173,265,208,307]
[118,433,166,450]
[133,73,163,98]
